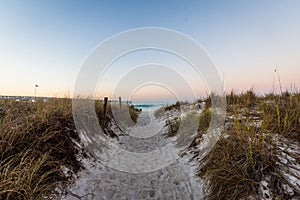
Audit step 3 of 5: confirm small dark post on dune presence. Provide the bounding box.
[102,97,108,127]
[119,97,122,110]
[34,84,39,101]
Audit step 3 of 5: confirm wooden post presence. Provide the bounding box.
[102,97,108,127]
[119,97,122,109]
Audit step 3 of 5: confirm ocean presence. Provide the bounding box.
[132,102,166,110]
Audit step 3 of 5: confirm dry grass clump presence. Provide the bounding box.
[0,98,139,199]
[261,91,300,142]
[197,107,211,133]
[154,101,182,118]
[165,117,180,137]
[104,103,140,130]
[198,118,277,200]
[227,89,258,112]
[128,105,140,123]
[163,110,200,148]
[199,137,276,200]
[165,101,181,111]
[188,90,300,199]
[0,99,81,199]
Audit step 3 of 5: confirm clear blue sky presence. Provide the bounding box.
[0,0,300,101]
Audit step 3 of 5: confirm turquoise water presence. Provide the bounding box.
[132,103,166,110]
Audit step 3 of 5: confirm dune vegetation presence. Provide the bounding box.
[1,90,299,199]
[0,98,139,200]
[162,90,300,200]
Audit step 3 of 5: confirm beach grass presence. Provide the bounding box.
[195,91,300,199]
[0,98,139,199]
[163,90,300,199]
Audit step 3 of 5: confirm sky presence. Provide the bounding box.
[0,0,300,102]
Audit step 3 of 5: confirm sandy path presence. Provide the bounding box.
[63,109,203,200]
